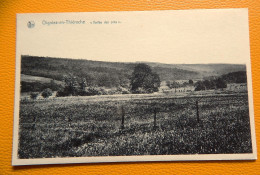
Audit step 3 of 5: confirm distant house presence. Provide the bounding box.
[174,85,195,92]
[226,83,247,92]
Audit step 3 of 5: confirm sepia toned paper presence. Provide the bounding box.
[12,8,257,166]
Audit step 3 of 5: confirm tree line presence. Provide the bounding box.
[194,71,247,91]
[165,71,247,92]
[194,78,227,91]
[27,63,161,99]
[165,78,230,92]
[22,57,247,99]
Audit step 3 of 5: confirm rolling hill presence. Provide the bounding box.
[20,55,246,92]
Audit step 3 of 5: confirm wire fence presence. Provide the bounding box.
[20,94,248,131]
[117,94,248,129]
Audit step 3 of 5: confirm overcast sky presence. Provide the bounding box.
[17,9,250,64]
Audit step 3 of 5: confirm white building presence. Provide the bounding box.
[226,83,247,92]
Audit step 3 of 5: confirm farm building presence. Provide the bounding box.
[226,83,247,92]
[174,85,195,92]
[175,80,189,84]
[160,85,195,93]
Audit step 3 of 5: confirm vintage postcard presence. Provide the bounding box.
[12,9,257,165]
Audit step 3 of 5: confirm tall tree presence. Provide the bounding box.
[130,64,161,93]
[62,74,79,96]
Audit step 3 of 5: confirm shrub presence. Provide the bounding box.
[122,89,130,94]
[41,88,53,98]
[77,87,102,96]
[215,78,227,89]
[30,92,39,99]
[56,89,65,97]
[116,87,130,94]
[106,89,117,95]
[86,87,101,96]
[77,90,88,96]
[98,88,109,95]
[195,81,206,91]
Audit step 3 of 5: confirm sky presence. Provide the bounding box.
[16,9,250,64]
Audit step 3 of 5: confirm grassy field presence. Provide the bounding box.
[21,74,63,85]
[18,93,252,159]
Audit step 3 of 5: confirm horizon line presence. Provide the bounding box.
[21,54,247,65]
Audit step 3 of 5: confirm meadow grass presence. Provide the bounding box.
[18,94,252,158]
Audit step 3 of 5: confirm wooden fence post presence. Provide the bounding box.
[153,108,157,129]
[68,116,72,127]
[33,115,36,129]
[121,105,125,129]
[196,101,200,124]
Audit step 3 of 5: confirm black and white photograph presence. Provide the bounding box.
[12,9,257,165]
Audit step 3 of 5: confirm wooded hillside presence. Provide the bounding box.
[20,55,246,93]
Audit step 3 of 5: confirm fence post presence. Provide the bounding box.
[68,116,72,127]
[153,108,157,129]
[121,105,125,129]
[33,115,36,129]
[196,100,200,124]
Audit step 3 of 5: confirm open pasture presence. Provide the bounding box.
[18,94,252,158]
